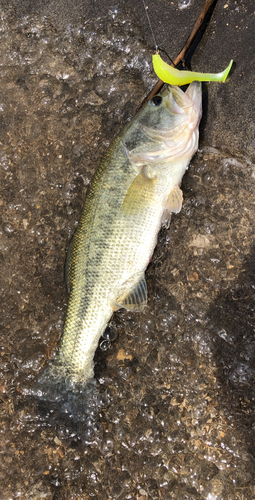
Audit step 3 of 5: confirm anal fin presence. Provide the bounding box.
[111,275,147,312]
[161,211,172,229]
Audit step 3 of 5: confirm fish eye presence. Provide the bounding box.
[150,95,162,106]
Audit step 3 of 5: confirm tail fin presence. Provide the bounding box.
[29,362,105,442]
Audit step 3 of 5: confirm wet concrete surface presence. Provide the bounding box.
[0,1,255,499]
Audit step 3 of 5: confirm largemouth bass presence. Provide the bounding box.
[34,82,202,399]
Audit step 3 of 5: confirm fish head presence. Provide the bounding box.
[124,82,202,165]
[144,81,202,129]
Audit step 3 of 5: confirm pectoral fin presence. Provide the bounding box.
[166,186,183,214]
[111,275,147,312]
[121,170,157,217]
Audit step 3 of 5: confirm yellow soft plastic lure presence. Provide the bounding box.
[152,54,233,85]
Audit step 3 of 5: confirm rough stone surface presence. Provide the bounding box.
[0,1,254,499]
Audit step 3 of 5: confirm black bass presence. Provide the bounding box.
[34,82,202,398]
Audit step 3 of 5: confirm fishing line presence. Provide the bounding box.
[140,0,158,51]
[140,0,176,68]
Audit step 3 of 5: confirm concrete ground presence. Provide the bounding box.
[9,0,255,157]
[0,0,254,498]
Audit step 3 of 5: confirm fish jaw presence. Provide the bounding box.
[184,81,203,130]
[163,82,202,160]
[166,81,202,115]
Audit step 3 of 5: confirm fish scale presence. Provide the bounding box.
[34,82,202,397]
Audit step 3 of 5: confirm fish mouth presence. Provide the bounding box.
[185,81,202,121]
[165,82,202,120]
